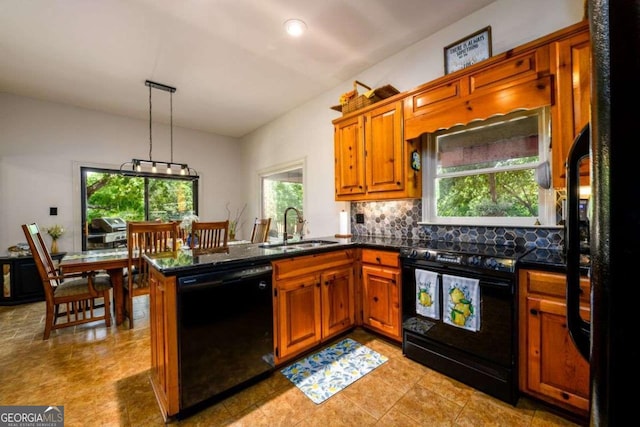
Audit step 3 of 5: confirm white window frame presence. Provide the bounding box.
[258,158,306,239]
[422,107,556,227]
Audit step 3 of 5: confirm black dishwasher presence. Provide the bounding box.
[177,263,274,414]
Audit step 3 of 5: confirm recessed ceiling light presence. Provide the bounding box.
[284,19,307,37]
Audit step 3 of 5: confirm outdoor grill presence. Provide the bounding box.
[87,217,127,248]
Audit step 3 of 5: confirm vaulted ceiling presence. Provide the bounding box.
[0,0,495,137]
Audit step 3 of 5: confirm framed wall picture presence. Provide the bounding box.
[444,26,492,74]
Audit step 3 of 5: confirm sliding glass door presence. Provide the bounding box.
[80,166,198,250]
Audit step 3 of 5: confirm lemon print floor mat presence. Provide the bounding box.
[280,338,388,404]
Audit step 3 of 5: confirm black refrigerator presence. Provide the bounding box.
[565,1,640,425]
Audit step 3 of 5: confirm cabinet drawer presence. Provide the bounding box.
[468,49,543,93]
[273,249,354,280]
[406,80,462,117]
[277,273,319,291]
[361,249,399,268]
[521,269,590,303]
[404,46,548,123]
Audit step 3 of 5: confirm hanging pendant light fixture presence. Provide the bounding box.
[120,80,197,178]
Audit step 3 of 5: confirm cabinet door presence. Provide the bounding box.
[321,265,355,340]
[13,258,44,300]
[1,261,12,301]
[365,101,404,194]
[524,295,590,414]
[276,274,322,361]
[334,115,366,198]
[361,264,401,341]
[551,29,591,188]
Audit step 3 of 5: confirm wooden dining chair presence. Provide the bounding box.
[190,220,229,249]
[124,221,178,329]
[250,217,271,243]
[22,223,112,340]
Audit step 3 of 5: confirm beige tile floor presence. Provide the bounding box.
[0,295,587,426]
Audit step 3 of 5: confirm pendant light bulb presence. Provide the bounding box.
[166,164,172,174]
[151,162,157,173]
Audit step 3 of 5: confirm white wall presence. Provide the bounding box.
[0,0,585,252]
[0,93,244,251]
[240,0,585,237]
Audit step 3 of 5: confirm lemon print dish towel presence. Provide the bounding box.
[443,274,480,332]
[415,269,440,320]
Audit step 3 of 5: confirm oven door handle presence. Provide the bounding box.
[402,263,513,291]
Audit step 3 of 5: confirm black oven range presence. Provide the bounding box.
[400,241,531,405]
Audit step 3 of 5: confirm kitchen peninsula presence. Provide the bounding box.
[141,225,589,422]
[144,236,405,420]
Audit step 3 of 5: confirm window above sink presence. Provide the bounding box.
[423,107,556,227]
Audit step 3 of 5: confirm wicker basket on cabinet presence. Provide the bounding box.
[331,80,399,115]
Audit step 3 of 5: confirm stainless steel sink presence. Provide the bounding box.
[259,240,339,251]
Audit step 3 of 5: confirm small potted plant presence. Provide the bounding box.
[46,224,64,253]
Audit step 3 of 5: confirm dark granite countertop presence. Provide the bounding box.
[146,235,590,277]
[517,247,591,276]
[145,235,424,276]
[518,248,567,271]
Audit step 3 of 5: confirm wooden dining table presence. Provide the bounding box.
[58,242,248,326]
[58,249,130,326]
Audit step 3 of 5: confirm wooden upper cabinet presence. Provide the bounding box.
[550,21,591,188]
[334,100,421,201]
[334,114,366,198]
[365,102,404,194]
[404,45,552,140]
[333,20,590,197]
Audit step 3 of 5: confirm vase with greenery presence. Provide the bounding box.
[179,212,199,247]
[46,225,64,253]
[226,203,246,241]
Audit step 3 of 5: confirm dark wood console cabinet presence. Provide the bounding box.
[0,253,65,305]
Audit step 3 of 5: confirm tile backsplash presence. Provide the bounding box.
[350,199,564,249]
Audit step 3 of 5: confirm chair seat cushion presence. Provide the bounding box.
[54,275,112,297]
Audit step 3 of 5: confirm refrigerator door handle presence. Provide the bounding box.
[565,124,591,361]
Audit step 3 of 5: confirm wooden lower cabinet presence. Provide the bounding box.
[518,268,590,417]
[361,249,401,342]
[275,272,322,359]
[273,250,356,364]
[322,266,356,338]
[148,265,180,421]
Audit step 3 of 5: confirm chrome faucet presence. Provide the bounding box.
[283,207,304,245]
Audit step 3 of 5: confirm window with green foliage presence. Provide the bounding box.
[424,108,554,226]
[261,163,304,241]
[81,167,197,249]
